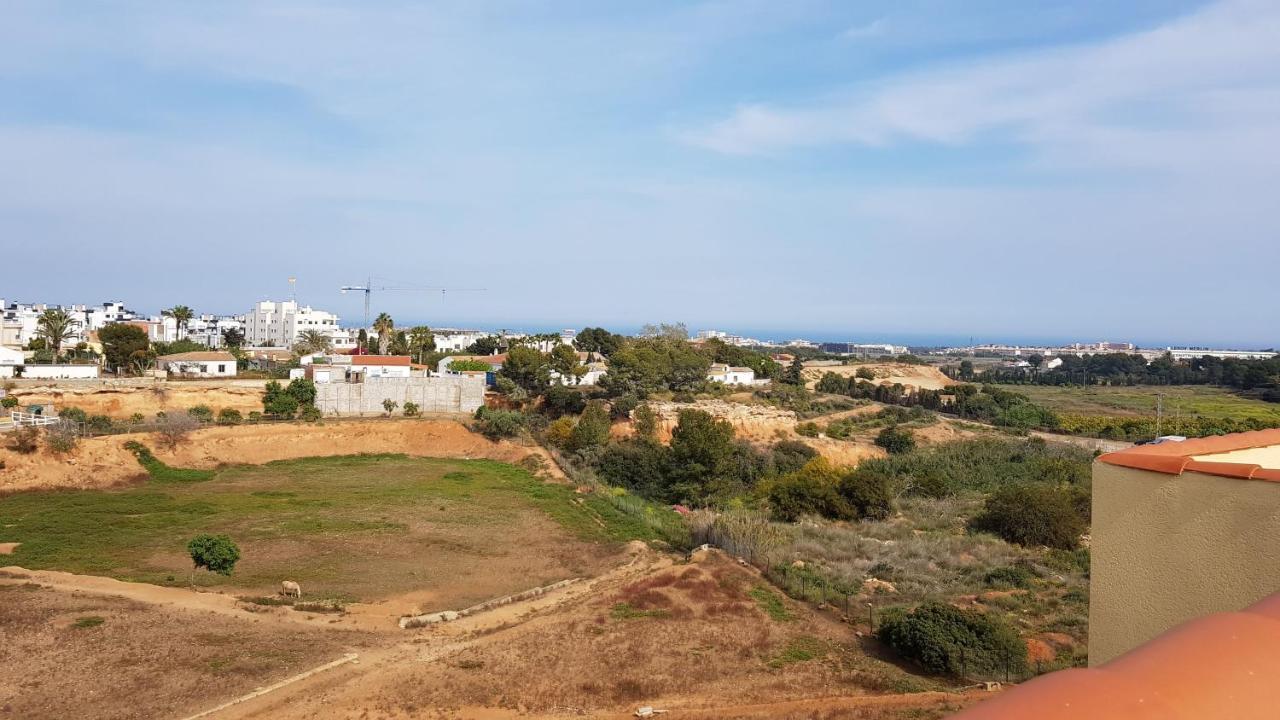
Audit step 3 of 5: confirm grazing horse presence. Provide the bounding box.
[280,580,302,598]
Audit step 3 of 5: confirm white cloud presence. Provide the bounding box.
[684,0,1280,176]
[842,18,886,40]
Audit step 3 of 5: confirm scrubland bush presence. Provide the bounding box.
[569,400,611,453]
[156,411,200,450]
[875,426,916,454]
[216,408,243,426]
[770,440,817,475]
[544,416,576,449]
[59,406,88,424]
[838,469,895,520]
[187,405,214,423]
[45,424,80,454]
[877,601,1026,678]
[402,401,420,417]
[473,406,527,440]
[0,396,17,409]
[970,483,1086,550]
[764,458,852,522]
[6,425,40,454]
[299,405,322,422]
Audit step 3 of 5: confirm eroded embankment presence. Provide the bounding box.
[7,381,269,418]
[0,419,560,493]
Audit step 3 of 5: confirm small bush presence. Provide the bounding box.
[1,395,19,409]
[155,411,200,451]
[45,425,80,454]
[632,403,659,440]
[59,406,88,424]
[187,405,214,423]
[544,416,576,449]
[970,484,1086,550]
[216,408,243,426]
[247,411,262,423]
[187,534,241,578]
[128,412,145,424]
[73,616,105,629]
[298,405,322,422]
[983,564,1037,589]
[6,426,40,454]
[877,601,1027,678]
[473,406,527,440]
[764,458,853,522]
[795,422,821,438]
[875,426,916,454]
[838,469,895,520]
[403,401,420,417]
[771,440,817,475]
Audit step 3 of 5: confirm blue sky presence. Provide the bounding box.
[2,1,1277,347]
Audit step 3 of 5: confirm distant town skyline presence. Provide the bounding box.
[4,1,1278,346]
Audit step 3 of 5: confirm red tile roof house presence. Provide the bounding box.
[952,429,1280,719]
[348,355,412,379]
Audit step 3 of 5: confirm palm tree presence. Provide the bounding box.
[294,329,333,355]
[36,308,80,362]
[373,313,395,355]
[163,305,195,334]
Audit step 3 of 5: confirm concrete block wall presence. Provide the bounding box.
[315,375,484,416]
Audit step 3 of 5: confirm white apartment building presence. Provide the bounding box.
[243,300,341,348]
[433,328,490,353]
[184,315,244,348]
[1,300,140,349]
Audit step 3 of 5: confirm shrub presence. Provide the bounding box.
[569,400,611,453]
[6,425,40,454]
[609,393,640,420]
[298,404,322,422]
[155,411,200,451]
[983,564,1037,589]
[764,458,853,522]
[771,440,818,475]
[544,416,576,449]
[632,403,659,440]
[85,414,113,433]
[542,384,588,417]
[1,396,18,409]
[473,406,527,440]
[285,378,317,407]
[262,381,299,417]
[597,440,672,501]
[795,422,821,438]
[970,483,1086,550]
[403,401,420,417]
[187,405,214,423]
[381,398,398,415]
[45,424,80,454]
[247,411,262,423]
[187,534,241,580]
[129,412,145,424]
[875,426,916,454]
[877,601,1027,678]
[838,468,895,520]
[216,408,243,426]
[59,406,88,424]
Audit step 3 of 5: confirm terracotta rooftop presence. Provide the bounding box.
[157,351,236,362]
[350,355,412,366]
[1097,429,1280,482]
[950,590,1280,719]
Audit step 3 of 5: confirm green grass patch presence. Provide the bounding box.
[768,635,826,668]
[610,601,669,620]
[73,616,105,629]
[749,586,793,622]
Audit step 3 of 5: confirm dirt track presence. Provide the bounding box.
[0,419,562,494]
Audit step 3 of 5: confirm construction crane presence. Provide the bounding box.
[339,278,485,327]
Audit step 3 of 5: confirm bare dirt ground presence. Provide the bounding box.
[8,381,269,418]
[0,419,562,494]
[0,575,375,720]
[801,363,955,392]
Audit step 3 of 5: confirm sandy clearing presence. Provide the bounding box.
[803,362,955,392]
[0,418,563,494]
[0,543,19,555]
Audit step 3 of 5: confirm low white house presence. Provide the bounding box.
[350,355,412,379]
[707,363,755,385]
[0,346,21,376]
[438,354,505,375]
[157,351,238,378]
[20,364,101,379]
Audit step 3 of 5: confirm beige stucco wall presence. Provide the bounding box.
[1090,461,1280,665]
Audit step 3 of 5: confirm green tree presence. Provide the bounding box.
[765,457,853,522]
[549,344,588,385]
[162,305,195,334]
[99,323,150,374]
[36,308,80,361]
[782,356,805,386]
[382,398,398,415]
[668,409,739,505]
[875,426,917,454]
[855,366,876,381]
[262,381,299,417]
[294,329,332,355]
[407,326,436,363]
[186,534,241,584]
[574,327,623,357]
[569,400,611,453]
[632,403,659,441]
[373,313,395,354]
[465,336,502,355]
[221,327,245,350]
[970,484,1086,550]
[877,601,1026,678]
[500,346,551,395]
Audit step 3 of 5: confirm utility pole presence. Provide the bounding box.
[1156,392,1165,437]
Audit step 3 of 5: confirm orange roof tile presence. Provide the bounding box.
[1096,429,1280,481]
[950,590,1280,719]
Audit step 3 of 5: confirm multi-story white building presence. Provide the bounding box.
[432,328,491,353]
[183,315,245,348]
[242,300,342,348]
[1,300,140,349]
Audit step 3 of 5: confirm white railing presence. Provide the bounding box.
[8,411,63,428]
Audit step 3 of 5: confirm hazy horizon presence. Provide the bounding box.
[3,1,1278,346]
